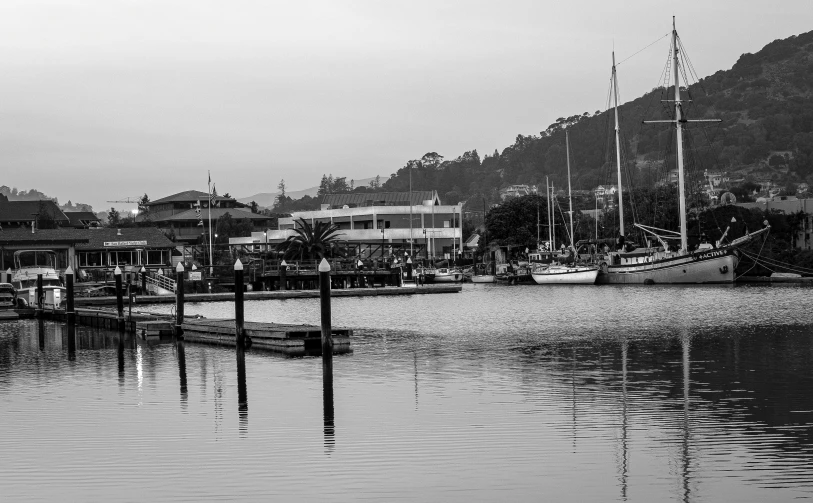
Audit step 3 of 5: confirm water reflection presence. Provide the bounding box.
[236,345,248,434]
[176,340,188,409]
[38,317,45,351]
[67,321,76,361]
[322,356,335,452]
[1,309,813,501]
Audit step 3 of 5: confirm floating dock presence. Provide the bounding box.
[181,318,352,355]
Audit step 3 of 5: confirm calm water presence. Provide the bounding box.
[1,284,813,502]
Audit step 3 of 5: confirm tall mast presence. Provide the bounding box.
[546,176,552,250]
[566,130,575,248]
[409,164,413,256]
[672,17,688,252]
[612,51,625,238]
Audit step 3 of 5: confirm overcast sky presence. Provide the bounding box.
[1,0,811,212]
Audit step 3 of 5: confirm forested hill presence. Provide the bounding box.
[382,29,813,208]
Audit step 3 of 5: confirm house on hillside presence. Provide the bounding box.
[499,185,533,200]
[594,185,618,208]
[0,200,70,229]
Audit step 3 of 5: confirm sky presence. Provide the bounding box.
[1,0,811,212]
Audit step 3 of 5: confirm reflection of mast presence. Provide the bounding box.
[681,332,692,503]
[236,345,248,434]
[414,351,419,409]
[572,347,577,451]
[620,338,628,500]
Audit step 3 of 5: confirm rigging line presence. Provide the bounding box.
[737,250,813,274]
[734,233,769,280]
[616,33,671,66]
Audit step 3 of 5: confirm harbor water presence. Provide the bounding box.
[1,284,812,502]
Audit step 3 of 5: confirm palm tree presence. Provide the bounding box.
[277,218,343,260]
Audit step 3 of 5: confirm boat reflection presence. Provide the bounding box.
[236,345,248,434]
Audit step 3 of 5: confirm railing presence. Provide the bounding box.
[144,273,177,294]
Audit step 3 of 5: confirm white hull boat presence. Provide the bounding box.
[10,250,66,309]
[470,274,496,283]
[433,268,464,283]
[532,264,598,285]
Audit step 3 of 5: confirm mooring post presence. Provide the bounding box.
[65,266,75,325]
[175,262,185,338]
[319,258,333,358]
[234,258,245,346]
[357,259,364,288]
[114,266,124,332]
[280,259,288,291]
[406,257,413,282]
[140,266,147,295]
[36,273,43,318]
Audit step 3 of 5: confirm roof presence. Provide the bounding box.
[0,228,90,245]
[0,200,70,223]
[148,190,232,205]
[321,191,439,207]
[63,211,101,226]
[74,227,176,250]
[159,207,269,222]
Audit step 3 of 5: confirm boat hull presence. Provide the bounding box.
[470,275,496,283]
[532,267,599,285]
[433,272,464,283]
[597,250,738,284]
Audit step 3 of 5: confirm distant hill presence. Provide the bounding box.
[381,29,813,208]
[239,176,388,208]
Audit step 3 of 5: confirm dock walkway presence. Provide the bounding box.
[75,284,461,306]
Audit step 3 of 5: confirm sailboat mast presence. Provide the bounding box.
[672,17,688,252]
[612,51,625,238]
[566,130,575,248]
[546,176,553,249]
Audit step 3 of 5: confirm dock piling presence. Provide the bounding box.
[406,257,413,281]
[114,267,124,331]
[280,259,288,291]
[235,259,246,346]
[36,273,43,318]
[319,258,333,358]
[175,262,185,338]
[65,266,75,325]
[140,266,147,295]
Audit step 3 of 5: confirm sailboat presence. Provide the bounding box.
[596,18,769,285]
[472,198,496,283]
[532,131,600,285]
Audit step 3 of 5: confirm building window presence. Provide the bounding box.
[147,250,167,265]
[79,251,104,267]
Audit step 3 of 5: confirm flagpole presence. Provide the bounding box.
[208,171,214,276]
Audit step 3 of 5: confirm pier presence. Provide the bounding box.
[74,283,461,306]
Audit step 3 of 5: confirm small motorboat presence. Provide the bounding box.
[433,267,464,283]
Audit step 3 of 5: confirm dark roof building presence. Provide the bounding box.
[0,200,70,228]
[321,191,439,209]
[64,211,102,229]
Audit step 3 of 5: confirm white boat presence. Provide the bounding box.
[9,250,67,309]
[433,267,464,283]
[532,127,599,285]
[470,274,496,283]
[596,18,769,285]
[532,263,599,284]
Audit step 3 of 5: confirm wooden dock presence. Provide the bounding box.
[75,284,461,306]
[181,318,352,355]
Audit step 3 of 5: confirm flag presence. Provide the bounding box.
[210,184,218,207]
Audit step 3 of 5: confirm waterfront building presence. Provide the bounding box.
[230,191,464,260]
[593,185,618,208]
[140,190,270,245]
[0,200,70,229]
[0,227,175,279]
